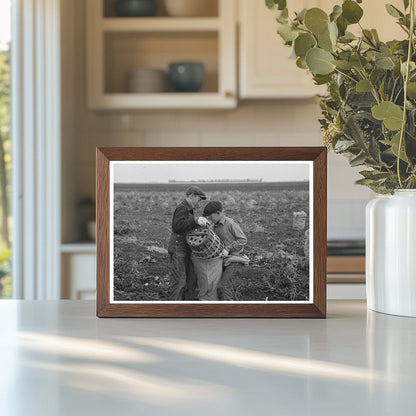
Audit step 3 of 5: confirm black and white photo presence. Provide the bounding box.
[110,161,313,303]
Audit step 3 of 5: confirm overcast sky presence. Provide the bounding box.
[112,161,311,183]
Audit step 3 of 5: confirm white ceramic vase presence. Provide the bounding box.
[366,190,416,317]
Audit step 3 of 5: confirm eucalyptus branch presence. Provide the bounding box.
[397,18,411,35]
[358,22,378,49]
[267,0,416,192]
[397,0,415,188]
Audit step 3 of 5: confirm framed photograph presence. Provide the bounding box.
[96,147,327,318]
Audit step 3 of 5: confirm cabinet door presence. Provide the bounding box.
[61,253,96,300]
[239,0,404,99]
[239,0,326,99]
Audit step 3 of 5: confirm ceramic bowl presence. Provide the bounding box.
[128,68,167,93]
[114,0,158,17]
[168,62,205,92]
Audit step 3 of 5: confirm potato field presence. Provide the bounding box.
[113,183,310,301]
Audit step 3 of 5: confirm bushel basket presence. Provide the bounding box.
[186,226,224,259]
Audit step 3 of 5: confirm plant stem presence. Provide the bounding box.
[334,68,358,84]
[358,69,381,104]
[397,0,415,188]
[390,79,398,101]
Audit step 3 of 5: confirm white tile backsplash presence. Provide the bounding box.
[133,112,180,130]
[141,130,201,147]
[178,111,227,130]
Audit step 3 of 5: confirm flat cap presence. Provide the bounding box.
[186,185,207,200]
[203,201,223,216]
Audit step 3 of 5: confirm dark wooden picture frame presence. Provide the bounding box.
[96,147,327,318]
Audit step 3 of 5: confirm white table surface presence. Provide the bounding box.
[0,300,415,416]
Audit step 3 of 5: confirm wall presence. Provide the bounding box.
[61,0,374,243]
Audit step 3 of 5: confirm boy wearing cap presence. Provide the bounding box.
[203,201,249,300]
[168,186,209,300]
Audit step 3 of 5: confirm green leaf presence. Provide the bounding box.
[296,57,308,69]
[333,60,353,70]
[375,55,395,70]
[277,23,299,43]
[360,170,391,181]
[348,92,377,107]
[371,29,380,43]
[305,48,336,75]
[356,79,372,92]
[266,0,287,11]
[330,5,342,22]
[372,101,404,131]
[276,14,288,24]
[304,8,329,35]
[329,81,342,99]
[407,82,416,99]
[369,136,382,163]
[313,74,332,85]
[350,152,367,167]
[342,0,364,24]
[334,140,355,151]
[383,132,409,162]
[336,15,348,36]
[401,61,416,76]
[318,27,334,52]
[362,29,376,46]
[328,21,338,44]
[294,33,316,58]
[355,178,377,186]
[344,114,367,147]
[278,0,287,10]
[350,54,368,70]
[296,8,307,23]
[339,31,356,43]
[403,0,410,10]
[385,4,404,18]
[378,78,386,100]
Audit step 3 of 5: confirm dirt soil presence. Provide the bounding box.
[113,185,310,301]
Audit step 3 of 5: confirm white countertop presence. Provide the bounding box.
[0,300,415,415]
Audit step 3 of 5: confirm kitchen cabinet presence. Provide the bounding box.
[238,0,326,99]
[326,255,366,299]
[61,245,96,300]
[238,0,404,99]
[86,0,237,109]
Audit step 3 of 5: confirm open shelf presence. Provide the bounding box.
[86,0,236,109]
[104,31,218,94]
[103,0,219,18]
